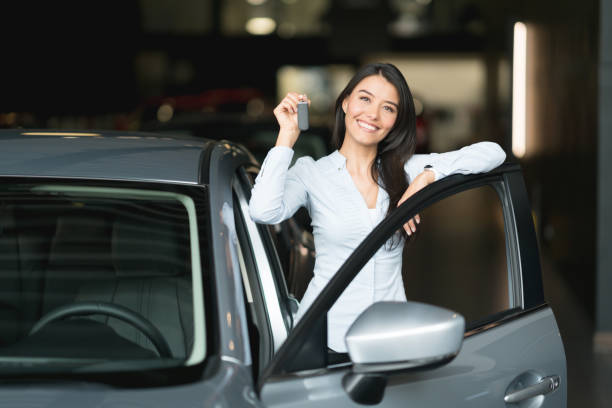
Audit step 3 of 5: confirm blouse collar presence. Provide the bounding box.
[329,149,381,170]
[329,150,347,169]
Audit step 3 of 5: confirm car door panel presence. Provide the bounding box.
[384,306,565,407]
[261,307,565,407]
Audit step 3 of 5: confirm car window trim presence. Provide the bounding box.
[465,303,549,337]
[232,189,275,373]
[504,171,544,309]
[232,176,289,351]
[241,168,294,314]
[240,168,296,326]
[234,228,254,304]
[493,179,524,309]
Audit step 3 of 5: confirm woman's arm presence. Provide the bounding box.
[248,147,309,224]
[398,141,506,235]
[404,141,506,183]
[248,92,311,224]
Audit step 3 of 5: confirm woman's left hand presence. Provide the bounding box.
[397,170,435,235]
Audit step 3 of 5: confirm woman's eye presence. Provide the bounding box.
[359,96,370,102]
[384,105,396,113]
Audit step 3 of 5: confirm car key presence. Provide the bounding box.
[297,100,309,131]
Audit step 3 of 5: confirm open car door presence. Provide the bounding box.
[258,163,567,408]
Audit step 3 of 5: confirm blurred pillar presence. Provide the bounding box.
[596,0,612,353]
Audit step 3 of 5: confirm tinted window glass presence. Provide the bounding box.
[402,184,510,326]
[0,183,205,371]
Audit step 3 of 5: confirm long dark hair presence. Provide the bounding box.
[331,62,417,244]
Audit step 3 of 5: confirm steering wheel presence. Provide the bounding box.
[29,301,173,358]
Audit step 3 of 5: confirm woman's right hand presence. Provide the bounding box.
[397,169,435,236]
[274,92,309,148]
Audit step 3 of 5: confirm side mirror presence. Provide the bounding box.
[342,301,465,405]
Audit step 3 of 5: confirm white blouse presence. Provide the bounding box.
[249,142,506,352]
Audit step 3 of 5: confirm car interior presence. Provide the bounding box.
[0,185,195,364]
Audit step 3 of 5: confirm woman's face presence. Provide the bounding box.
[342,74,399,148]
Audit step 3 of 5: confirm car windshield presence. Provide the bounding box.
[0,183,206,373]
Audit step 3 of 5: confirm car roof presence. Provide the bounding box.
[0,130,218,184]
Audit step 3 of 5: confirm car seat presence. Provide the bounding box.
[75,217,194,358]
[42,215,115,314]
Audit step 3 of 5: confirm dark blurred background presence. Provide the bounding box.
[1,0,610,404]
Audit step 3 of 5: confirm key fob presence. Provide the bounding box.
[297,101,309,131]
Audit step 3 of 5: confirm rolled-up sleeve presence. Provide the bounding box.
[404,141,506,182]
[248,146,309,224]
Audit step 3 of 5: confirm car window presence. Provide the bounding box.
[312,182,515,363]
[402,184,513,329]
[0,182,206,372]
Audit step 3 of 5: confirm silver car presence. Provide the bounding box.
[0,130,566,407]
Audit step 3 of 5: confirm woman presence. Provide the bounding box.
[249,62,505,352]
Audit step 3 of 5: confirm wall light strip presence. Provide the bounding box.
[512,22,527,158]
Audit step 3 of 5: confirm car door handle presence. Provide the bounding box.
[504,375,560,403]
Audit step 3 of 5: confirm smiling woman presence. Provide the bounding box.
[249,62,506,353]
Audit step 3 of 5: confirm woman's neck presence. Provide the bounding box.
[339,138,377,177]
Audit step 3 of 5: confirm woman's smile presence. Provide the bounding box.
[356,119,379,132]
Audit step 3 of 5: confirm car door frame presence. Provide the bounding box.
[205,141,299,374]
[256,162,556,391]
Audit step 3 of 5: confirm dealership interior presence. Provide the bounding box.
[2,0,611,405]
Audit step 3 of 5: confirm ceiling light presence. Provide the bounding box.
[157,103,174,122]
[246,17,276,35]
